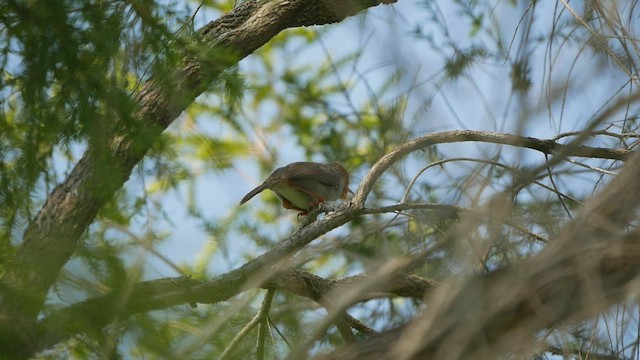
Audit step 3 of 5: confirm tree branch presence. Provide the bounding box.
[353,130,630,207]
[34,268,432,355]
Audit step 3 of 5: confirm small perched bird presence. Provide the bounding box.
[239,162,350,216]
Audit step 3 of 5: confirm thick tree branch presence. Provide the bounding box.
[264,269,436,303]
[1,0,398,347]
[34,268,432,355]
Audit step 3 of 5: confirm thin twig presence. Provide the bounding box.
[257,290,275,360]
[219,289,276,360]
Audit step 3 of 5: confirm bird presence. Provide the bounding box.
[239,162,350,216]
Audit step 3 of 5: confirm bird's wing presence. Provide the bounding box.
[286,163,340,189]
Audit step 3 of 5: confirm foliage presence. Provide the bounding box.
[1,0,640,359]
